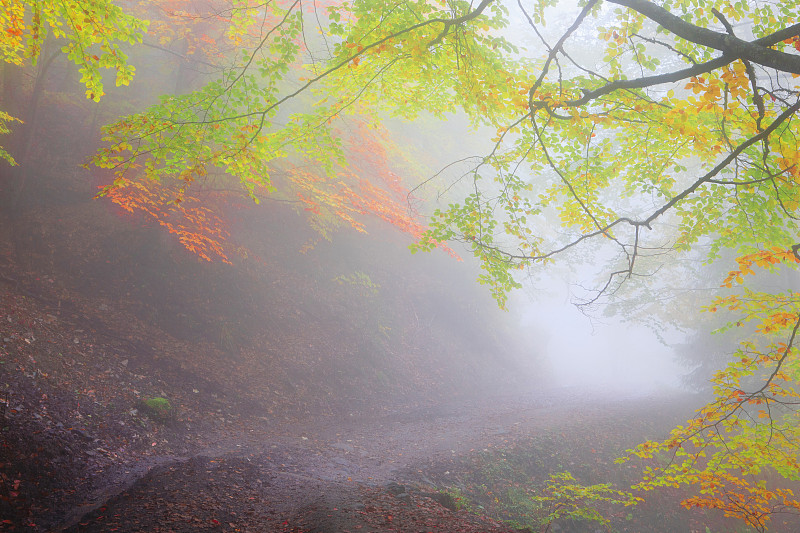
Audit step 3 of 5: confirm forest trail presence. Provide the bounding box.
[0,217,700,532]
[57,387,695,532]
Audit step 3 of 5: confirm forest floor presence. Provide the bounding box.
[1,265,712,533]
[0,180,749,532]
[3,84,798,533]
[56,391,695,533]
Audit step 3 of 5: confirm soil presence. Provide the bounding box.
[1,63,794,533]
[0,264,701,533]
[0,109,705,532]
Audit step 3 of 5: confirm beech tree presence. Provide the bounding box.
[4,0,800,529]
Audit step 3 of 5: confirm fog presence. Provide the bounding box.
[520,294,684,391]
[0,0,714,426]
[6,1,796,531]
[0,0,711,405]
[397,110,696,397]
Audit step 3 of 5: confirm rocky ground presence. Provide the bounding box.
[0,160,737,532]
[3,72,797,533]
[0,265,709,532]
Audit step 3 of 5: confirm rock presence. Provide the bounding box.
[71,428,93,441]
[386,482,406,496]
[427,491,457,511]
[331,442,354,452]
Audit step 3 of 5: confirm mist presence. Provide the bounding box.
[516,290,684,393]
[3,0,798,532]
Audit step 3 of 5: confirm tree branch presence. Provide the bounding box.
[608,0,800,73]
[558,54,733,108]
[556,14,800,110]
[644,99,800,226]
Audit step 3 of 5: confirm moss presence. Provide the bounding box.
[140,396,172,420]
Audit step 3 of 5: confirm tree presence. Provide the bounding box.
[6,0,800,528]
[0,1,146,106]
[0,0,147,208]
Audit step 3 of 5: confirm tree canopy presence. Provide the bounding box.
[4,0,800,529]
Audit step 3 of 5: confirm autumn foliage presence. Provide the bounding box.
[100,115,450,261]
[5,0,800,529]
[624,248,800,530]
[103,176,233,264]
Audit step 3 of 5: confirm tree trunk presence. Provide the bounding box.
[9,40,60,211]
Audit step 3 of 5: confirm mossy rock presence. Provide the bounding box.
[139,396,173,421]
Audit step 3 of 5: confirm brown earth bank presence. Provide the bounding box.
[0,106,764,531]
[0,259,718,532]
[1,309,697,533]
[0,258,708,533]
[4,226,767,533]
[3,198,788,531]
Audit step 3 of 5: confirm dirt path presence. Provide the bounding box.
[4,266,699,532]
[58,387,699,532]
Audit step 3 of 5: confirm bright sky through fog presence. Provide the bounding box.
[516,284,685,393]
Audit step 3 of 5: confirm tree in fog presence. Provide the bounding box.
[5,0,800,528]
[0,0,147,210]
